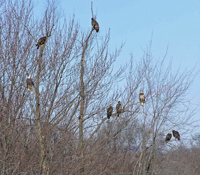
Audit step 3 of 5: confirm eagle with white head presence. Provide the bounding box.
[165,130,172,142]
[139,90,145,106]
[26,75,34,91]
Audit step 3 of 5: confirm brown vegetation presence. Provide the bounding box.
[0,0,199,174]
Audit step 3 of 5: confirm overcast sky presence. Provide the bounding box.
[34,0,200,135]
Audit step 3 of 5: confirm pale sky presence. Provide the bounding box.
[34,0,200,134]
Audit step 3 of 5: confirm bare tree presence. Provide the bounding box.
[0,0,198,174]
[130,43,198,175]
[77,20,126,174]
[0,0,79,174]
[0,0,35,173]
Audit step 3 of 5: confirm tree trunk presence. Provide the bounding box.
[79,52,84,173]
[35,45,48,175]
[79,29,93,174]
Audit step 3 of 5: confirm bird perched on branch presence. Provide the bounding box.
[36,36,47,49]
[107,104,113,119]
[172,130,180,141]
[91,18,99,32]
[139,90,145,106]
[26,75,34,91]
[165,130,172,142]
[116,101,122,117]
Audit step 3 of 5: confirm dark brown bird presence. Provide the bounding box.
[139,90,145,106]
[116,101,122,116]
[91,18,99,32]
[107,104,113,119]
[36,37,47,49]
[172,130,180,141]
[165,131,172,142]
[26,75,34,91]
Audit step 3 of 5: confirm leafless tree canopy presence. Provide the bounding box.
[0,0,199,174]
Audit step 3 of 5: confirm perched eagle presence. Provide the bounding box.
[116,101,122,117]
[107,104,113,119]
[36,37,47,49]
[91,18,99,32]
[139,90,145,106]
[165,131,172,142]
[172,130,180,141]
[26,75,34,91]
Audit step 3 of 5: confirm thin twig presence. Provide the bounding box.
[20,63,29,76]
[91,1,93,18]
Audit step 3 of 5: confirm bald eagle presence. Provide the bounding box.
[91,18,99,32]
[172,130,180,141]
[107,104,113,119]
[116,101,122,117]
[139,90,145,106]
[165,131,172,142]
[26,75,34,91]
[36,37,47,49]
